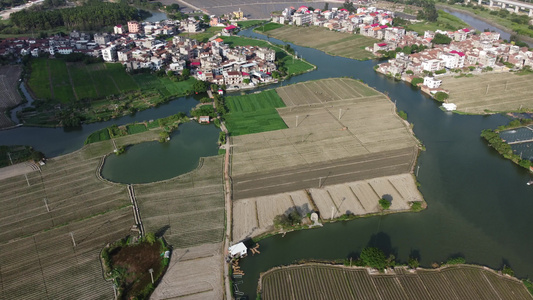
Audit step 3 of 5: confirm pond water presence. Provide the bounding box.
[101,121,220,184]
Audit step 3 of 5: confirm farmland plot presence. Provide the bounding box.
[233,174,422,242]
[134,155,224,248]
[0,65,22,128]
[440,73,533,114]
[260,264,533,300]
[231,78,419,200]
[264,26,377,60]
[151,242,224,300]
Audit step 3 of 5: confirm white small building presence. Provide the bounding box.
[442,103,457,111]
[229,242,247,258]
[423,76,442,89]
[101,45,117,62]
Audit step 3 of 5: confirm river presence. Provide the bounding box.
[1,16,532,300]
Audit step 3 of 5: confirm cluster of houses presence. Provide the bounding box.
[374,27,533,95]
[0,15,279,87]
[272,5,394,33]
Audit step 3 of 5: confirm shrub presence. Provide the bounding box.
[411,202,423,212]
[502,265,515,276]
[434,92,449,102]
[397,110,408,120]
[446,256,466,265]
[408,257,420,269]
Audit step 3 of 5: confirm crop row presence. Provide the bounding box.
[261,265,533,300]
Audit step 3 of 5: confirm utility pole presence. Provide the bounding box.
[338,108,342,120]
[43,198,50,212]
[416,165,420,177]
[70,232,76,247]
[486,84,489,95]
[7,152,13,165]
[149,268,154,283]
[319,177,322,188]
[295,115,299,127]
[331,206,335,219]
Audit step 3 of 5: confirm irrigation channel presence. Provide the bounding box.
[0,17,532,299]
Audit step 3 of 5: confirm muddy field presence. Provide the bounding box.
[440,73,533,114]
[134,155,225,248]
[0,65,22,128]
[151,242,224,300]
[233,173,423,242]
[231,78,419,200]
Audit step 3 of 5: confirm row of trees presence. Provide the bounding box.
[10,0,140,31]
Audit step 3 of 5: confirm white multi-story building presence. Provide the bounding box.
[423,76,442,89]
[293,13,312,26]
[439,51,465,69]
[101,45,117,62]
[421,59,442,72]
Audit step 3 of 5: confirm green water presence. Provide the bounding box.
[100,122,220,184]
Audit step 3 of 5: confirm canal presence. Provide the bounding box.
[0,15,531,300]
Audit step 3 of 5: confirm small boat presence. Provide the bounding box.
[527,180,533,186]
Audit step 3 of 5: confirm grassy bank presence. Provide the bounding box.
[85,113,189,145]
[404,10,470,34]
[481,119,533,170]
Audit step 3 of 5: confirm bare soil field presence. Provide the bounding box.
[151,242,224,300]
[0,65,22,128]
[231,78,419,200]
[440,73,533,114]
[177,0,328,19]
[264,26,377,60]
[0,161,39,181]
[232,173,422,242]
[134,155,225,249]
[260,264,533,300]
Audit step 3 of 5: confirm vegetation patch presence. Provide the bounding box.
[0,145,44,167]
[23,58,197,127]
[102,233,169,300]
[224,89,288,136]
[254,22,284,32]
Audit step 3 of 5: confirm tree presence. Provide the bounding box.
[193,80,208,93]
[379,198,391,210]
[432,33,452,45]
[402,45,412,55]
[360,247,387,270]
[202,14,210,23]
[181,68,190,80]
[243,78,250,84]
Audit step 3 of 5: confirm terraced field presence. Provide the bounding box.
[231,78,419,200]
[440,73,533,114]
[134,155,225,248]
[0,144,135,300]
[264,26,377,60]
[260,264,533,300]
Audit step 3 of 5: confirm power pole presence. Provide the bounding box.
[486,84,489,95]
[43,198,50,212]
[338,108,342,120]
[295,115,299,127]
[7,152,13,165]
[70,232,76,247]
